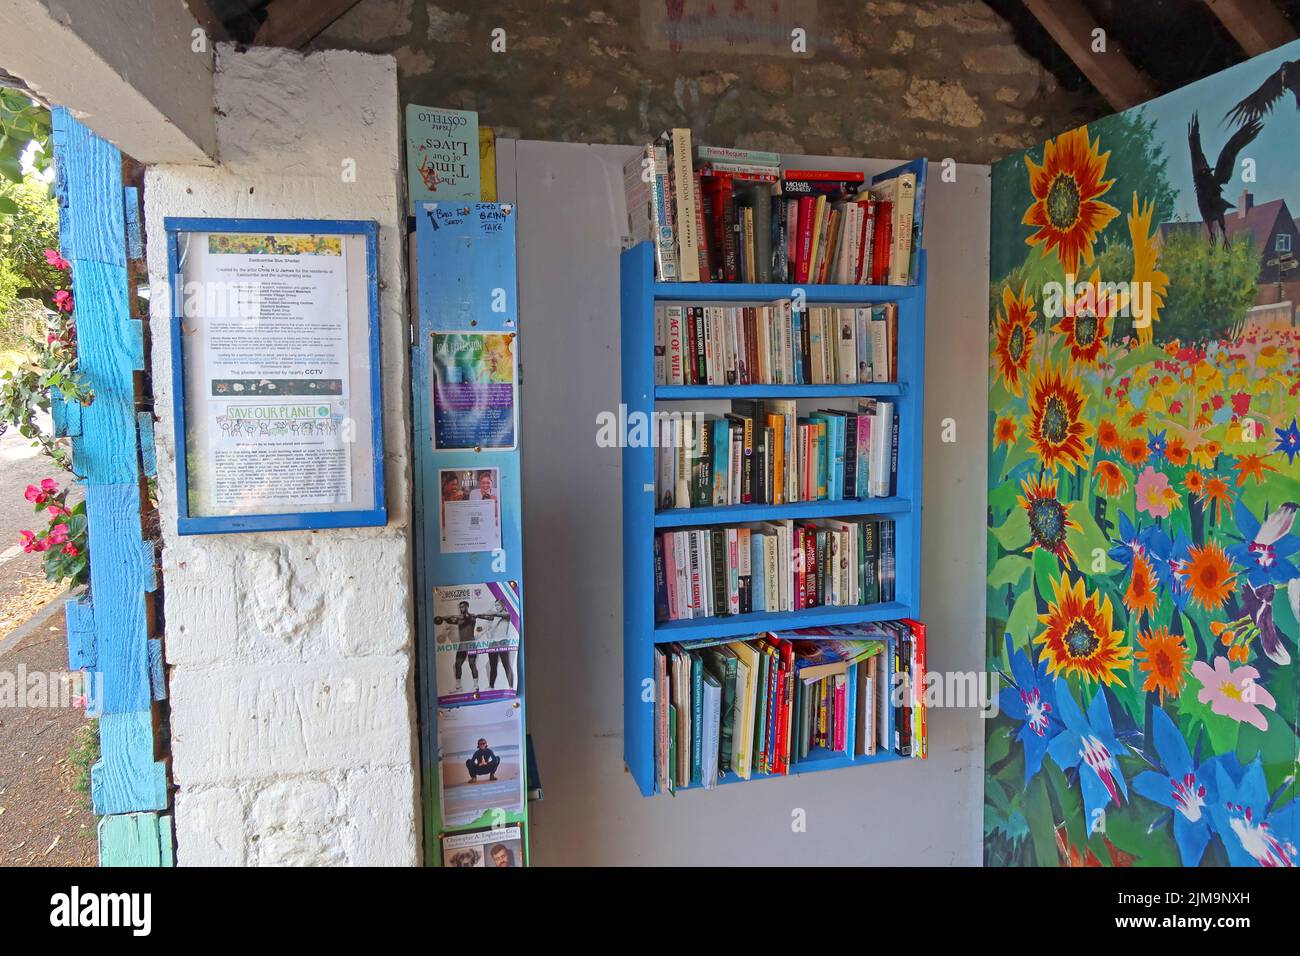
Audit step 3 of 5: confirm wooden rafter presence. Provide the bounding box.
[183,0,230,43]
[1021,0,1159,110]
[253,0,364,49]
[1203,0,1298,56]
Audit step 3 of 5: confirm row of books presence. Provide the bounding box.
[653,517,897,622]
[654,301,898,386]
[652,621,927,792]
[656,399,898,510]
[624,129,924,286]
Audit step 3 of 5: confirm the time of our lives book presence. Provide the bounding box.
[406,105,480,213]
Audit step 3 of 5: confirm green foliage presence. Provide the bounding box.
[0,176,61,303]
[18,477,88,586]
[1154,230,1261,343]
[67,718,100,808]
[0,90,50,208]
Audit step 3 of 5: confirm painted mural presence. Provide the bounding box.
[985,43,1300,867]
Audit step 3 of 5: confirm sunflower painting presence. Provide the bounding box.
[985,45,1300,868]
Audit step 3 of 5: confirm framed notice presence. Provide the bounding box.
[165,218,385,534]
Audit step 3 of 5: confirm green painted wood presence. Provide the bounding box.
[98,812,173,867]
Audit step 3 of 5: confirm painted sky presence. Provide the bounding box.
[1134,38,1300,224]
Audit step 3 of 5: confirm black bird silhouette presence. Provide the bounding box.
[1188,112,1262,243]
[1225,59,1300,128]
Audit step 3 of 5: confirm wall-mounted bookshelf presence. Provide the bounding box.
[619,240,927,796]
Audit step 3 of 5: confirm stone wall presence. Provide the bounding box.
[314,0,1103,164]
[143,45,419,866]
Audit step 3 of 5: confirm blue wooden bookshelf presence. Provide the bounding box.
[619,238,927,797]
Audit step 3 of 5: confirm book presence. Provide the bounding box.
[406,105,480,213]
[661,128,701,282]
[624,144,679,281]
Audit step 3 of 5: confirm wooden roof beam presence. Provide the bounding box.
[1021,0,1159,111]
[1203,0,1298,56]
[253,0,364,49]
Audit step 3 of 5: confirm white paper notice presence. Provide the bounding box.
[208,401,352,509]
[193,233,355,513]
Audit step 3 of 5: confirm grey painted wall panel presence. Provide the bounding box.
[501,140,989,865]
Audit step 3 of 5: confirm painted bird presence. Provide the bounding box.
[1187,112,1262,243]
[1246,501,1298,666]
[1225,59,1300,128]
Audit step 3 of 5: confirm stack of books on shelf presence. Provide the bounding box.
[652,622,927,793]
[653,516,896,622]
[654,301,897,385]
[625,128,925,285]
[655,399,898,511]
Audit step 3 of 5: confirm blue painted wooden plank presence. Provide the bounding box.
[98,812,173,867]
[83,482,151,717]
[64,595,96,671]
[123,187,142,259]
[51,108,126,267]
[414,203,529,859]
[137,411,157,477]
[620,242,657,797]
[654,497,912,528]
[652,281,918,304]
[656,383,904,400]
[68,260,140,485]
[92,710,168,816]
[147,639,165,701]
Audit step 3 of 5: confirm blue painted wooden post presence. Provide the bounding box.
[51,108,172,866]
[414,203,528,864]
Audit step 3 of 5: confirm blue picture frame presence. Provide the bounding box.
[164,217,386,535]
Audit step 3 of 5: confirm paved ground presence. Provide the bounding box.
[0,416,61,611]
[0,419,97,866]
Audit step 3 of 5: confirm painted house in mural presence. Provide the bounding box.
[984,39,1300,868]
[1160,191,1300,325]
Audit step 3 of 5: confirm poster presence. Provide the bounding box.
[441,824,523,867]
[431,331,517,450]
[439,467,501,553]
[192,232,353,513]
[438,701,524,829]
[433,581,521,704]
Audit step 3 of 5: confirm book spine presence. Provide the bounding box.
[693,170,711,282]
[653,534,669,622]
[649,145,678,280]
[668,128,700,281]
[698,161,781,180]
[795,195,815,284]
[695,145,783,165]
[653,303,666,385]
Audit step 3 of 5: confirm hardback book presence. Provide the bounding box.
[406,105,480,213]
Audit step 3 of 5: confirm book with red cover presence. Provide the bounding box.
[904,618,927,759]
[871,200,893,285]
[783,169,866,182]
[794,195,816,284]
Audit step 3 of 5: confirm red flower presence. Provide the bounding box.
[1231,393,1251,416]
[23,485,46,504]
[43,248,70,270]
[47,523,70,546]
[1170,400,1183,414]
[61,543,79,557]
[40,478,59,495]
[19,530,37,553]
[1211,394,1225,411]
[53,289,74,313]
